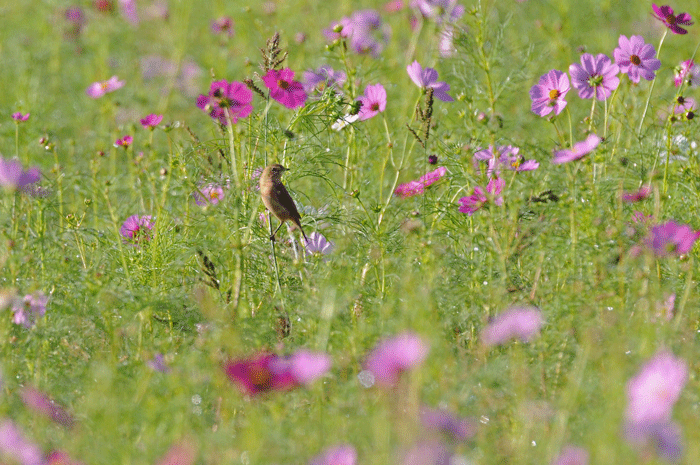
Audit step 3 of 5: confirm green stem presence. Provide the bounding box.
[637,29,668,137]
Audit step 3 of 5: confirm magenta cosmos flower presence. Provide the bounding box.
[647,220,700,256]
[364,332,429,387]
[626,350,687,427]
[0,156,40,191]
[114,135,133,148]
[196,80,253,125]
[308,445,357,465]
[529,69,570,117]
[406,61,453,102]
[85,76,124,98]
[569,54,619,100]
[481,306,543,346]
[211,16,234,37]
[305,232,334,255]
[458,176,504,215]
[613,35,661,83]
[552,134,601,164]
[11,112,30,122]
[394,166,447,198]
[622,185,651,203]
[193,184,224,206]
[140,113,163,128]
[262,68,308,109]
[674,59,700,87]
[652,4,693,35]
[357,83,387,121]
[224,350,331,396]
[120,214,154,244]
[11,292,48,329]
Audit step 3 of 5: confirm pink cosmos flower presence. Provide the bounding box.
[622,185,651,203]
[626,350,687,427]
[19,387,74,428]
[551,445,588,465]
[211,16,234,37]
[309,445,357,465]
[652,4,693,35]
[305,232,334,255]
[458,176,504,215]
[47,450,85,465]
[224,350,331,396]
[400,441,452,465]
[438,26,456,58]
[474,145,539,175]
[140,114,163,128]
[364,332,429,387]
[85,76,124,98]
[625,420,683,462]
[668,95,696,122]
[613,35,661,84]
[331,10,389,58]
[11,112,30,122]
[114,135,133,148]
[569,54,619,100]
[552,134,601,164]
[420,406,477,440]
[193,184,225,206]
[118,0,138,25]
[147,353,170,373]
[357,83,387,121]
[11,292,48,329]
[647,220,700,256]
[411,0,465,23]
[120,215,154,244]
[262,68,308,109]
[674,60,700,87]
[303,66,347,95]
[196,80,253,125]
[529,69,570,117]
[394,167,447,198]
[0,420,44,465]
[481,306,543,346]
[0,156,40,191]
[406,61,453,102]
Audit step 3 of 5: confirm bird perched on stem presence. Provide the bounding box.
[259,163,308,243]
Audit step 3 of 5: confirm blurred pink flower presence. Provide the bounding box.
[458,176,504,215]
[140,114,163,128]
[303,66,347,95]
[0,419,44,465]
[120,215,154,244]
[411,0,464,23]
[481,306,543,346]
[395,167,447,198]
[552,134,601,164]
[674,59,699,87]
[46,450,85,465]
[625,420,683,462]
[0,156,40,191]
[652,4,693,35]
[154,441,196,465]
[474,145,538,175]
[401,441,452,465]
[324,10,389,58]
[647,220,700,256]
[305,232,334,255]
[11,112,30,122]
[118,0,139,25]
[114,135,133,148]
[357,83,387,121]
[85,76,124,98]
[211,16,234,37]
[613,35,661,83]
[196,80,253,125]
[19,387,74,428]
[262,68,308,109]
[309,444,357,465]
[11,292,48,329]
[147,353,170,373]
[551,445,588,465]
[193,184,225,206]
[530,69,570,117]
[569,54,619,100]
[364,332,429,387]
[622,185,651,203]
[420,406,477,441]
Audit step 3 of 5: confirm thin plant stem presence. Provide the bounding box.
[587,98,596,133]
[637,29,668,136]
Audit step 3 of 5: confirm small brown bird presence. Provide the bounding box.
[259,164,308,243]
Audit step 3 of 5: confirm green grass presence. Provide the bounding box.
[1,0,700,463]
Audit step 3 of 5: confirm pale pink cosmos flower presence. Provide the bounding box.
[626,350,687,427]
[305,232,334,255]
[140,114,163,128]
[303,66,347,95]
[11,292,48,329]
[120,214,154,244]
[674,60,700,87]
[85,76,124,98]
[262,68,308,109]
[0,420,44,465]
[364,332,429,387]
[551,445,588,465]
[118,0,139,25]
[569,54,619,100]
[395,167,447,198]
[647,220,700,256]
[481,306,543,346]
[0,156,40,191]
[552,134,601,164]
[613,35,661,83]
[458,176,504,215]
[652,4,693,35]
[474,145,539,175]
[529,69,570,117]
[193,184,224,206]
[357,83,387,121]
[308,444,357,465]
[406,61,453,102]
